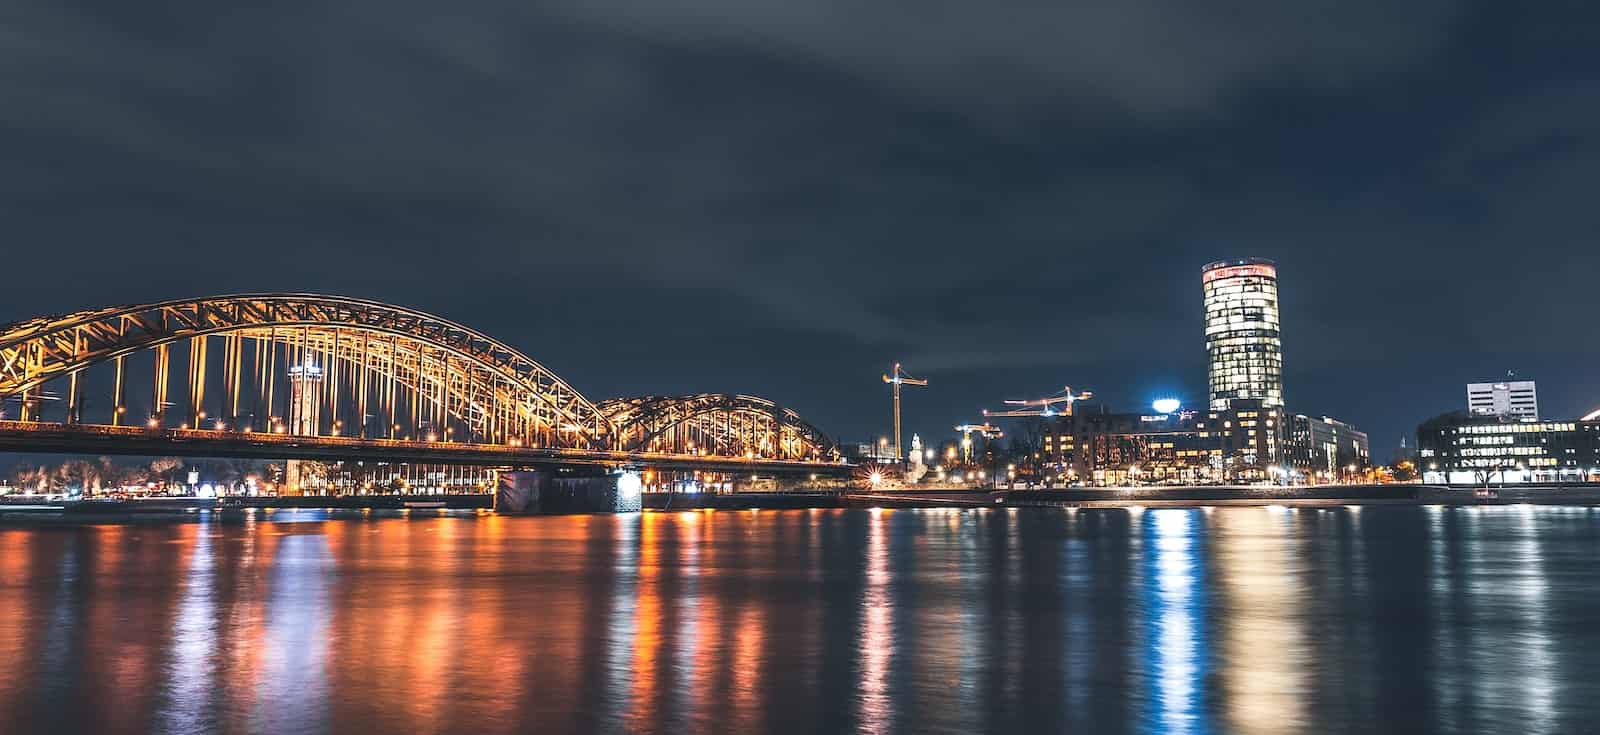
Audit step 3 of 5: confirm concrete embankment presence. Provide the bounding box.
[644,492,847,510]
[0,494,492,524]
[646,484,1600,511]
[10,484,1600,524]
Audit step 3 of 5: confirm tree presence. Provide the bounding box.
[147,457,183,488]
[54,460,99,495]
[11,464,49,493]
[1006,418,1050,485]
[95,456,128,491]
[1389,460,1419,482]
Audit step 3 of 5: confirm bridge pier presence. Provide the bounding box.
[494,470,642,515]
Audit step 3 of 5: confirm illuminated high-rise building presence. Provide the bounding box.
[1203,258,1283,411]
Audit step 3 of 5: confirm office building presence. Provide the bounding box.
[1417,412,1600,485]
[1287,414,1370,481]
[1040,399,1290,486]
[1203,258,1284,411]
[1467,379,1538,420]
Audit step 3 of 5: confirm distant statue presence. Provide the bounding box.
[906,433,927,482]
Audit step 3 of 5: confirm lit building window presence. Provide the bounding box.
[1203,258,1284,411]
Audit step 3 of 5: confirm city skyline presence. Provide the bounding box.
[4,2,1599,462]
[5,4,1600,733]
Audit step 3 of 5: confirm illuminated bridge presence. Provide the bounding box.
[0,294,846,481]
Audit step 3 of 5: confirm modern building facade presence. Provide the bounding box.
[1040,399,1293,485]
[1467,379,1538,420]
[1287,414,1370,481]
[1203,258,1284,411]
[1417,412,1600,485]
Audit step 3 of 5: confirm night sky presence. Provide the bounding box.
[4,1,1599,462]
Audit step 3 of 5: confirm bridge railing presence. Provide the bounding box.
[0,419,849,467]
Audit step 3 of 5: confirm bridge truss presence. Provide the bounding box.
[0,294,840,466]
[601,394,838,460]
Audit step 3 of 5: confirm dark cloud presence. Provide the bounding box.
[2,1,1599,459]
[549,0,1460,116]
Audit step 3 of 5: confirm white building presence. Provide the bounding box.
[1467,380,1538,421]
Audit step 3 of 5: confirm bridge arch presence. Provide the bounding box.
[600,394,838,461]
[0,294,612,449]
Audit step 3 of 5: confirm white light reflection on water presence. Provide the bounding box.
[1061,507,1093,729]
[857,509,893,734]
[252,533,332,734]
[957,510,982,727]
[1510,506,1556,732]
[1144,509,1209,735]
[1434,505,1560,732]
[605,514,640,730]
[153,526,217,733]
[1430,503,1464,727]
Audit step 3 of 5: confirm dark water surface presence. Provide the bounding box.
[3,505,1600,734]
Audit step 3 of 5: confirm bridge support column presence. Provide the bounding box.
[495,470,642,515]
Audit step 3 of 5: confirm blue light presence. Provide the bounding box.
[1152,398,1182,414]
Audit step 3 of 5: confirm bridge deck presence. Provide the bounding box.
[0,421,850,475]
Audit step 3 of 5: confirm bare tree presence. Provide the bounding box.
[147,457,183,488]
[1007,418,1049,484]
[54,460,98,494]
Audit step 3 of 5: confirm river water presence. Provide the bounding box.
[2,505,1598,734]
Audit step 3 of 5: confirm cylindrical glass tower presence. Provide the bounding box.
[1202,258,1283,411]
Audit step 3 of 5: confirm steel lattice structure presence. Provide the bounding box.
[0,295,611,448]
[0,294,839,462]
[600,394,839,460]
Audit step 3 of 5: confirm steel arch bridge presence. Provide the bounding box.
[0,294,842,469]
[601,394,838,460]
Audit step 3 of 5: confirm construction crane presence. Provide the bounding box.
[881,363,928,461]
[954,422,1003,464]
[983,385,1093,418]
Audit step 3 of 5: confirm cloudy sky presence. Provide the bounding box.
[4,1,1598,458]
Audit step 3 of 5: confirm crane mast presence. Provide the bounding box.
[881,363,928,461]
[954,422,1003,463]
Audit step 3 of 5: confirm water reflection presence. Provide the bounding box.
[255,533,332,733]
[1215,507,1307,735]
[1143,509,1209,734]
[856,509,892,734]
[3,506,1600,734]
[154,525,216,733]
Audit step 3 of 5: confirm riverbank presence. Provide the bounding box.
[0,494,491,525]
[7,484,1600,524]
[647,484,1600,510]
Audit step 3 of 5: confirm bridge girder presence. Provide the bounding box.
[0,294,612,449]
[601,393,839,461]
[0,296,842,464]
